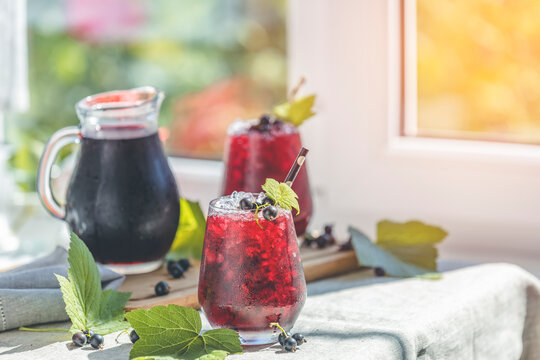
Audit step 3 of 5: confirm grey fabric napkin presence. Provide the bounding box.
[0,246,126,332]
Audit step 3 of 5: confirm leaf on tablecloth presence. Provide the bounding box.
[54,232,131,334]
[377,220,447,271]
[349,222,446,280]
[167,198,206,260]
[126,305,241,360]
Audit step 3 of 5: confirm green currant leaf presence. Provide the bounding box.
[167,198,206,261]
[133,350,229,360]
[377,220,447,271]
[349,223,446,279]
[126,305,242,360]
[261,178,300,214]
[54,232,131,334]
[273,94,316,127]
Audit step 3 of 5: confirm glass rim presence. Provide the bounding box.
[75,86,163,113]
[209,193,290,214]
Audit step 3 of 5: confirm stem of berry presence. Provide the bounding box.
[254,203,269,229]
[115,329,130,343]
[269,322,289,338]
[19,327,70,332]
[288,77,306,102]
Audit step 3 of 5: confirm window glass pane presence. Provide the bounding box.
[8,0,286,190]
[416,0,540,144]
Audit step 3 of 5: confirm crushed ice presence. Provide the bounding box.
[214,191,256,210]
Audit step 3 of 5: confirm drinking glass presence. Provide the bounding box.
[222,120,313,236]
[198,194,307,345]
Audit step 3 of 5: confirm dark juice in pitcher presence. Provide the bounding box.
[65,131,180,264]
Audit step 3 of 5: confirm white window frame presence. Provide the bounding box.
[168,157,223,215]
[288,0,540,264]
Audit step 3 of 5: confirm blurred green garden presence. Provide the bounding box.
[8,0,287,191]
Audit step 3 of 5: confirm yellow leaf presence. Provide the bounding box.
[376,220,448,271]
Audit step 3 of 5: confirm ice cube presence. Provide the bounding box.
[227,119,253,135]
[214,192,255,210]
[256,192,266,203]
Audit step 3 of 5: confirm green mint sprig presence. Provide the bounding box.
[126,305,242,360]
[261,178,300,215]
[55,233,131,334]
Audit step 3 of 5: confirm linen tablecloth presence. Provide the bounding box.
[0,262,539,359]
[0,247,126,332]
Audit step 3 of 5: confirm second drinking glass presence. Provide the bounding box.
[222,119,312,236]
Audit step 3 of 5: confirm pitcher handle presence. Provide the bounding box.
[37,126,81,220]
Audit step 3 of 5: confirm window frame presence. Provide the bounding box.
[288,0,540,263]
[395,0,540,163]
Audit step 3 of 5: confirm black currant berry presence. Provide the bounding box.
[260,114,271,124]
[83,329,95,340]
[89,333,104,349]
[155,281,170,296]
[129,329,139,344]
[339,236,353,251]
[278,331,291,346]
[262,196,274,205]
[72,332,86,347]
[178,258,191,271]
[292,333,306,345]
[374,267,386,277]
[170,263,185,279]
[324,224,333,235]
[263,205,278,221]
[166,261,178,274]
[303,232,316,247]
[239,197,253,210]
[282,337,297,352]
[316,234,332,248]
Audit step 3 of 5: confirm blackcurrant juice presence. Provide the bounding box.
[65,132,180,264]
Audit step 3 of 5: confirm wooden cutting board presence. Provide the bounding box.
[120,245,361,311]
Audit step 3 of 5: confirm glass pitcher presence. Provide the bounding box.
[37,86,180,274]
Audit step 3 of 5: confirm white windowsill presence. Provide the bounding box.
[387,135,540,165]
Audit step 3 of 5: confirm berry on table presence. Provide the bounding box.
[303,232,316,247]
[262,205,278,221]
[323,224,336,244]
[324,224,333,234]
[169,263,185,279]
[292,333,306,345]
[374,267,386,277]
[89,333,104,349]
[283,337,298,352]
[166,261,178,274]
[278,331,292,346]
[129,329,139,344]
[72,331,86,347]
[339,236,353,251]
[83,329,95,338]
[316,234,332,248]
[178,258,191,270]
[155,281,170,296]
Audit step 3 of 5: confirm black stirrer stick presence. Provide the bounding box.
[284,147,309,187]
